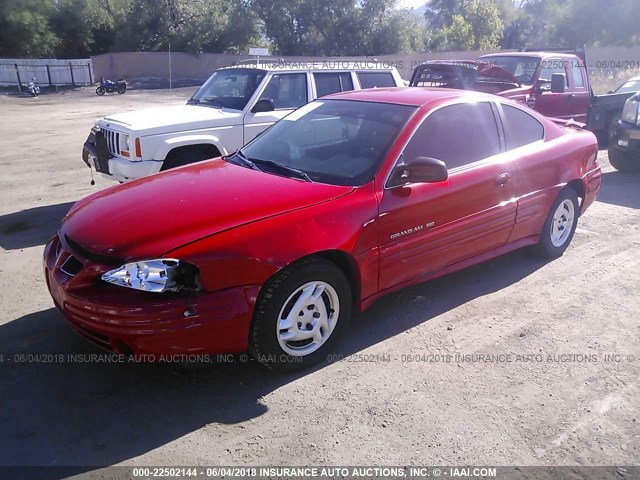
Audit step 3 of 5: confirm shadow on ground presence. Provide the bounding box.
[0,202,74,250]
[0,249,550,478]
[596,170,640,209]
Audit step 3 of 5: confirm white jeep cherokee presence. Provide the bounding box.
[82,61,404,182]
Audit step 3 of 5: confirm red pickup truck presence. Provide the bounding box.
[410,50,638,140]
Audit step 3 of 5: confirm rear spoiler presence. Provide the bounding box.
[549,117,587,129]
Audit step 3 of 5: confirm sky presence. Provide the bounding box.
[398,0,426,9]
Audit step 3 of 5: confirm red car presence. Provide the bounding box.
[44,88,601,371]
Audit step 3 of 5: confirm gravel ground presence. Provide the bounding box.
[0,87,638,478]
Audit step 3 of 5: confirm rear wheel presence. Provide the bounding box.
[96,86,105,96]
[608,146,640,172]
[116,84,126,94]
[250,258,352,372]
[534,188,579,258]
[161,145,221,171]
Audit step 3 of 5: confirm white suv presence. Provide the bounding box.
[82,61,404,182]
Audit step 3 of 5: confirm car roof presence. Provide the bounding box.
[479,52,579,60]
[325,87,495,107]
[219,61,397,72]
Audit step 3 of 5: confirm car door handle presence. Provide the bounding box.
[495,173,511,187]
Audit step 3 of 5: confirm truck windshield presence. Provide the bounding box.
[479,56,540,85]
[615,79,640,94]
[236,100,416,186]
[188,68,267,111]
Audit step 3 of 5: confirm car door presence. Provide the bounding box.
[243,72,310,144]
[533,58,574,119]
[566,60,590,122]
[377,101,517,291]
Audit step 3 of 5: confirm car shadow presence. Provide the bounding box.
[0,202,74,250]
[0,249,549,478]
[596,170,640,209]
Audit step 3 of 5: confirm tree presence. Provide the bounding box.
[253,0,426,56]
[429,0,503,51]
[0,0,59,57]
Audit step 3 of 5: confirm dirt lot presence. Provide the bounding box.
[0,88,638,477]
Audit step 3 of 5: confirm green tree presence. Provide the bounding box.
[115,0,257,53]
[430,0,503,51]
[0,0,59,57]
[253,0,426,56]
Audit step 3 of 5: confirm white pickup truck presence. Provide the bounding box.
[82,61,404,182]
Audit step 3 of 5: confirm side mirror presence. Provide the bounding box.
[550,73,566,93]
[251,98,275,113]
[389,156,448,187]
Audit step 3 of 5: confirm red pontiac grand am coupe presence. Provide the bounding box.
[44,88,601,371]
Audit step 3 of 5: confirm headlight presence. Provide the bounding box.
[101,259,199,293]
[621,97,640,125]
[122,134,130,151]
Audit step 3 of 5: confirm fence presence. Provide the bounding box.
[0,58,94,90]
[91,46,640,91]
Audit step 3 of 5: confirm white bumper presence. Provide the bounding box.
[101,157,163,183]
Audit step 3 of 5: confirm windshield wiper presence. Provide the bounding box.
[227,149,261,171]
[251,159,312,182]
[197,97,224,108]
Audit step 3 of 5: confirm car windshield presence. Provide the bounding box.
[236,100,416,186]
[479,56,540,85]
[615,79,640,94]
[188,68,266,111]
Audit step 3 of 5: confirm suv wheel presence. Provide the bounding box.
[608,146,640,172]
[161,146,220,171]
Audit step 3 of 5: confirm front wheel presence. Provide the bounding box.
[96,86,105,96]
[250,258,352,372]
[608,146,640,172]
[534,188,579,258]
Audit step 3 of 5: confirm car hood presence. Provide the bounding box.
[62,160,354,261]
[98,104,242,134]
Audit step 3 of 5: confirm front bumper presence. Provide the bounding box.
[82,128,161,182]
[44,235,260,356]
[610,120,640,156]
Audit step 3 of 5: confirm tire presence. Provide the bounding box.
[533,188,579,258]
[608,146,640,172]
[96,87,105,96]
[161,146,220,171]
[117,84,126,94]
[250,258,352,372]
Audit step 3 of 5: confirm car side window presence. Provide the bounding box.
[314,72,354,97]
[402,102,501,171]
[502,105,544,150]
[539,58,568,87]
[571,62,585,88]
[260,73,308,109]
[357,72,395,88]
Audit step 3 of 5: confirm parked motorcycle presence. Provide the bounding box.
[22,78,40,96]
[96,78,127,95]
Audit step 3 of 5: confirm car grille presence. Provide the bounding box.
[60,255,84,277]
[100,128,120,156]
[65,234,123,265]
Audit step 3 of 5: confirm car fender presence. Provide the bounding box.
[152,134,228,161]
[165,184,380,304]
